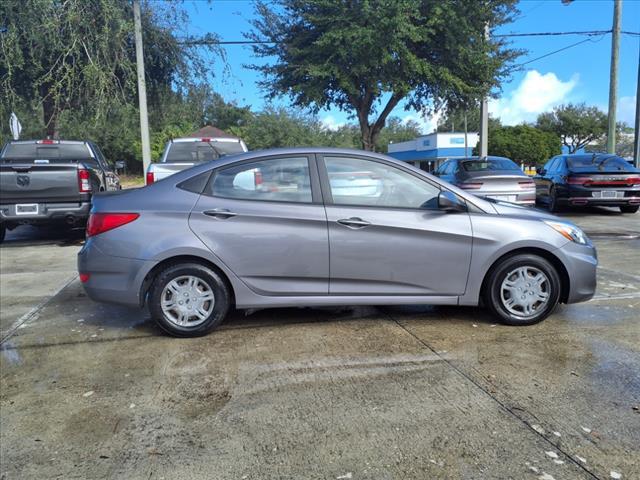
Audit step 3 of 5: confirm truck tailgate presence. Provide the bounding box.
[151,162,197,181]
[0,163,82,203]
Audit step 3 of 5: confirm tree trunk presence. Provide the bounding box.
[361,125,375,151]
[41,87,59,139]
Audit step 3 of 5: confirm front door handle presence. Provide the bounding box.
[203,208,237,219]
[337,217,371,229]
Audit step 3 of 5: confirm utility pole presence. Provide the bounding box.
[634,46,640,167]
[606,0,622,154]
[479,24,490,158]
[133,0,152,181]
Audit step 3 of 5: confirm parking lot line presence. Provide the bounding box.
[0,274,77,345]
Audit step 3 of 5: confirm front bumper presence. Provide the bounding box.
[555,241,598,304]
[78,239,157,307]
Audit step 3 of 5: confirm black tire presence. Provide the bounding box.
[548,186,560,213]
[0,223,5,243]
[620,205,639,214]
[484,254,562,326]
[149,263,231,337]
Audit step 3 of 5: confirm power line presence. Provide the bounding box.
[178,30,640,45]
[516,36,605,67]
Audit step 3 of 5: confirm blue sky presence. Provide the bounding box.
[181,0,639,132]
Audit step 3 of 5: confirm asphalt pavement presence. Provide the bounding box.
[1,207,638,480]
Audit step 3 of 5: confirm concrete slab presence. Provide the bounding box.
[1,208,638,479]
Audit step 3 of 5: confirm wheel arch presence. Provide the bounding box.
[480,247,570,304]
[140,255,236,308]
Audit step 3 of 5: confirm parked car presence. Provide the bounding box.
[535,153,640,213]
[146,137,248,184]
[0,139,122,242]
[78,148,597,337]
[433,156,535,206]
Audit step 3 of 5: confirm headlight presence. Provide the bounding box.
[544,221,590,245]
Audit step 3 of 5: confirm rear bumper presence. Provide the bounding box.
[555,241,598,304]
[0,201,91,224]
[477,189,536,206]
[560,196,640,207]
[77,239,157,307]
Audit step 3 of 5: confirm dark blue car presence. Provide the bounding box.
[534,154,640,213]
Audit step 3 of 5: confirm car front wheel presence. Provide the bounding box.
[149,263,231,337]
[484,254,562,326]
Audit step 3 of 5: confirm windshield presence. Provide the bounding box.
[567,156,636,172]
[461,159,520,172]
[1,143,92,160]
[165,141,245,163]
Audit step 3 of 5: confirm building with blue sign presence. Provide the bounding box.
[387,132,479,172]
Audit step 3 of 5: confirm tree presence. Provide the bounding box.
[536,103,608,153]
[475,125,561,166]
[436,105,502,133]
[0,0,221,137]
[248,0,521,151]
[375,117,422,152]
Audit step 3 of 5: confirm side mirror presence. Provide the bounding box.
[438,191,467,213]
[114,160,125,170]
[538,168,546,176]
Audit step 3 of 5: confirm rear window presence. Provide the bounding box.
[461,159,520,172]
[567,156,635,172]
[165,141,245,163]
[1,143,92,160]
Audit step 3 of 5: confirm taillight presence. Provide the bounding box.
[38,139,56,145]
[254,170,263,187]
[627,175,640,186]
[457,182,483,190]
[78,167,91,193]
[518,180,535,188]
[146,171,154,185]
[567,176,592,185]
[86,213,139,237]
[79,273,90,283]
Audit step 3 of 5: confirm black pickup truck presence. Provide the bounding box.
[0,139,122,242]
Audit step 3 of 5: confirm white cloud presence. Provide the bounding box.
[490,70,578,125]
[320,115,346,131]
[618,96,636,126]
[401,110,441,135]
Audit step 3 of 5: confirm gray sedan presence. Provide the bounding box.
[434,156,536,206]
[78,148,597,337]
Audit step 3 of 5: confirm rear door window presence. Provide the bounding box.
[166,141,246,163]
[206,156,313,203]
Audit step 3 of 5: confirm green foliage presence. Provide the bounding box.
[536,103,608,154]
[248,0,521,150]
[375,117,422,152]
[0,0,222,136]
[436,106,502,133]
[475,125,561,166]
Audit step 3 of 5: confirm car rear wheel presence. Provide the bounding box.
[149,263,230,337]
[0,223,5,243]
[620,205,639,214]
[548,186,560,212]
[484,254,561,326]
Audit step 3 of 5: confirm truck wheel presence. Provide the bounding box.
[484,254,561,326]
[620,205,639,214]
[148,263,230,337]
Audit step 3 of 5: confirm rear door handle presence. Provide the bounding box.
[203,208,237,219]
[337,217,371,229]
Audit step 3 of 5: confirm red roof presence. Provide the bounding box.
[188,125,238,139]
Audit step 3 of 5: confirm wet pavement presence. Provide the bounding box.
[1,208,638,479]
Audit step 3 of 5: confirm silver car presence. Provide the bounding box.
[434,156,536,206]
[78,148,597,337]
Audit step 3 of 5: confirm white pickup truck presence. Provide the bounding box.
[146,137,248,184]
